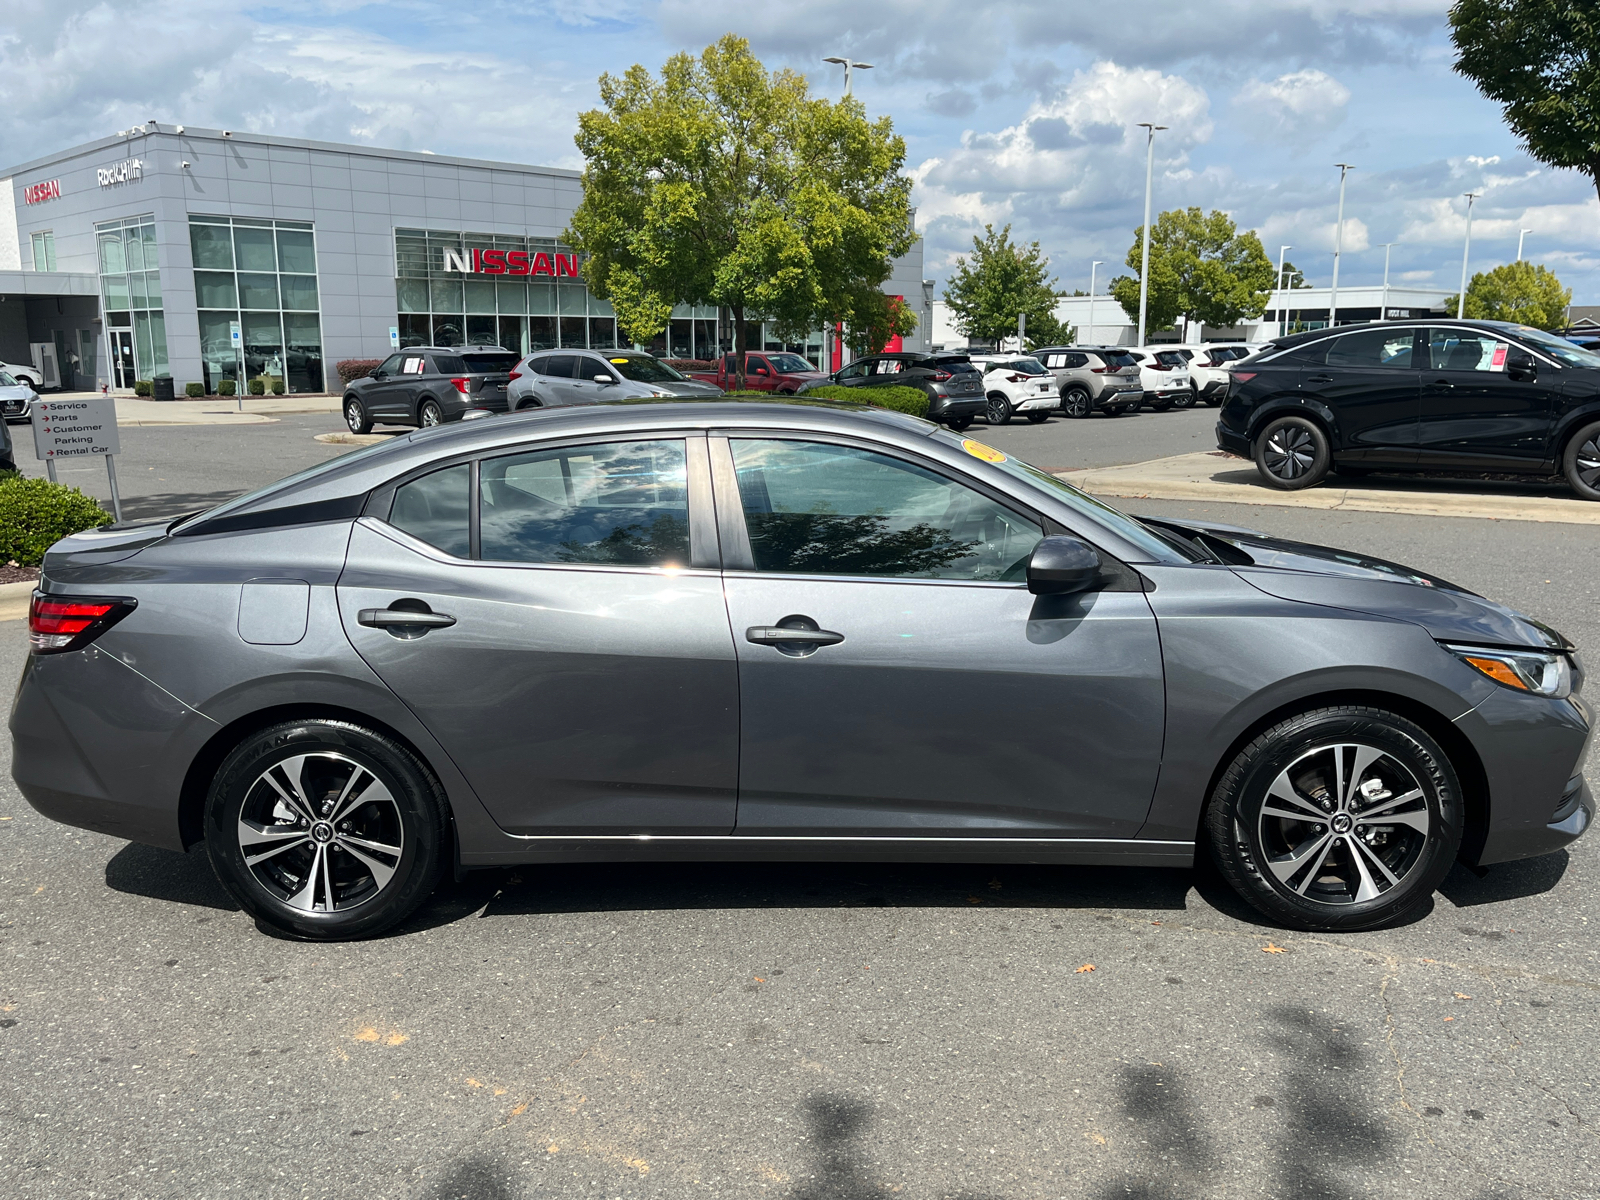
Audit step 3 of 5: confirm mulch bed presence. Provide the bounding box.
[0,564,41,585]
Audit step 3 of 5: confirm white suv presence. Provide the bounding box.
[968,355,1061,424]
[1127,348,1192,412]
[1168,343,1253,407]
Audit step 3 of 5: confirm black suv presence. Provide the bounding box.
[343,345,520,433]
[1217,319,1600,499]
[815,351,989,431]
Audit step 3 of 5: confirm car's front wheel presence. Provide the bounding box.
[344,396,372,435]
[418,399,444,427]
[986,394,1013,425]
[945,415,974,432]
[206,720,447,940]
[1061,388,1092,419]
[1254,415,1330,489]
[1173,388,1197,409]
[1206,707,1463,931]
[1562,419,1600,500]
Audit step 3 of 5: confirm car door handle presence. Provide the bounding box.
[1430,378,1453,386]
[1305,374,1334,384]
[358,608,456,628]
[746,625,844,646]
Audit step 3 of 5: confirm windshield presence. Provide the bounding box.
[0,371,15,386]
[461,352,519,373]
[929,431,1191,564]
[765,354,817,373]
[1513,327,1600,368]
[609,356,686,383]
[990,359,1048,376]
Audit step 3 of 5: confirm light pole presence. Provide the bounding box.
[1517,227,1533,261]
[1135,122,1167,347]
[1378,242,1397,320]
[1087,261,1102,344]
[1457,193,1478,318]
[822,56,873,97]
[1328,163,1353,330]
[1274,245,1291,337]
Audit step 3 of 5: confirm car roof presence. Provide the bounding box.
[408,344,512,354]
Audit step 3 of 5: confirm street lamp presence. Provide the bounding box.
[822,56,873,97]
[1087,261,1103,344]
[1458,193,1478,319]
[1378,242,1397,320]
[1517,227,1533,261]
[1275,245,1291,337]
[1135,122,1167,347]
[1328,163,1353,330]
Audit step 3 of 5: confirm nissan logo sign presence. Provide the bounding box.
[441,248,581,277]
[24,179,61,205]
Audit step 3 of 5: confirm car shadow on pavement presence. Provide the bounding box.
[1437,851,1569,908]
[104,842,240,912]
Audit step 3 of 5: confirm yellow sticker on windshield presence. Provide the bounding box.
[609,358,629,364]
[962,439,1008,464]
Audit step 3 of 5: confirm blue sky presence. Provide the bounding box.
[5,0,1597,304]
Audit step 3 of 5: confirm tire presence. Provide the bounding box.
[1254,414,1331,490]
[418,398,444,428]
[1061,388,1092,419]
[1206,706,1464,932]
[1148,397,1174,413]
[1173,388,1197,409]
[344,396,372,435]
[986,393,1013,425]
[1562,419,1600,500]
[1025,411,1049,424]
[945,415,974,432]
[205,720,447,940]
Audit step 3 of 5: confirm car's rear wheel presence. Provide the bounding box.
[1173,388,1197,409]
[1061,388,1091,419]
[1206,707,1463,931]
[1148,397,1174,413]
[418,399,444,427]
[206,720,447,940]
[1025,411,1049,424]
[1562,419,1600,500]
[344,396,371,435]
[1254,415,1330,489]
[986,394,1013,425]
[946,415,974,432]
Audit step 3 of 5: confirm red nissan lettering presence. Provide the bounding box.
[482,249,507,274]
[530,252,553,276]
[506,250,530,275]
[555,253,579,277]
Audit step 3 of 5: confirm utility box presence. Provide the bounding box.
[152,377,176,401]
[29,342,61,389]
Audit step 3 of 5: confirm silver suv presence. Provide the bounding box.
[507,349,723,411]
[1032,346,1144,419]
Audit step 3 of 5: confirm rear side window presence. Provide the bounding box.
[480,439,689,567]
[428,354,467,375]
[1322,330,1416,369]
[461,353,519,373]
[543,355,579,379]
[389,464,471,558]
[1097,352,1136,368]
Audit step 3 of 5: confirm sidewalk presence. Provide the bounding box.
[34,392,345,426]
[1064,451,1600,526]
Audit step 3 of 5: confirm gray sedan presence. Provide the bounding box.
[1,368,38,424]
[506,348,722,411]
[10,402,1592,940]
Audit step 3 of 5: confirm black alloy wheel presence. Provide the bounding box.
[1254,414,1331,490]
[1061,388,1092,419]
[1207,706,1462,931]
[986,394,1014,425]
[418,399,444,428]
[344,396,372,435]
[206,720,447,940]
[1562,419,1600,501]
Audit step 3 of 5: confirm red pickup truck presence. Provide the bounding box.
[689,352,828,394]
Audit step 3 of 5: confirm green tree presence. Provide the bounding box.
[1450,1,1600,205]
[1110,208,1277,337]
[564,35,916,389]
[942,224,1062,347]
[1443,260,1573,329]
[1024,312,1076,351]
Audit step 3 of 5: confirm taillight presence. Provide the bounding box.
[1006,373,1026,383]
[1194,358,1212,367]
[1090,366,1111,373]
[29,593,136,654]
[1232,372,1258,383]
[450,377,471,395]
[507,368,523,381]
[928,370,952,382]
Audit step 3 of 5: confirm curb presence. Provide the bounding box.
[0,579,36,623]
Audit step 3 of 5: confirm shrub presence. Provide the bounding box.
[133,380,152,396]
[218,380,237,397]
[802,384,930,418]
[336,359,383,385]
[0,476,113,566]
[271,380,286,395]
[248,378,267,396]
[185,382,204,397]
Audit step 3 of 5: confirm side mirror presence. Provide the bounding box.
[1026,535,1102,595]
[594,374,617,384]
[1506,350,1537,380]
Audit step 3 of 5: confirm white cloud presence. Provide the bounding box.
[1234,70,1351,140]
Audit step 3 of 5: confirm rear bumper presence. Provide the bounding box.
[1095,388,1143,410]
[1216,420,1251,457]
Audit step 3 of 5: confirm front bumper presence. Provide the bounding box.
[2,396,32,421]
[1097,387,1143,411]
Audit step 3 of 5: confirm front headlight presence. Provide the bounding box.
[1444,643,1574,698]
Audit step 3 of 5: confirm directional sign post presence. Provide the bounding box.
[32,397,124,523]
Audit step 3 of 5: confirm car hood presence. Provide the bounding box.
[1145,517,1568,651]
[655,380,725,397]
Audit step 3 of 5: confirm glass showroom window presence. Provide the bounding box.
[96,215,168,383]
[393,228,617,353]
[190,216,324,393]
[31,231,56,272]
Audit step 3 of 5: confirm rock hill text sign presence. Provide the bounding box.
[97,158,144,187]
[441,248,581,277]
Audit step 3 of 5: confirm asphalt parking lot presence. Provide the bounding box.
[2,406,1596,1200]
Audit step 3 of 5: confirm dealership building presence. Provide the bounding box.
[0,125,929,394]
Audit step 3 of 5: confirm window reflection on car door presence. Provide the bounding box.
[1418,329,1559,468]
[711,435,1165,839]
[1299,329,1420,466]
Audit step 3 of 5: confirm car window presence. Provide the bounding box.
[575,356,614,382]
[544,355,579,379]
[873,359,905,375]
[749,357,772,375]
[389,464,471,558]
[399,355,427,375]
[1425,331,1511,372]
[480,439,689,567]
[375,353,405,376]
[525,355,552,376]
[1513,326,1600,367]
[728,439,1044,582]
[608,356,685,383]
[1098,351,1137,368]
[835,361,871,381]
[0,371,15,386]
[766,353,815,373]
[428,354,466,375]
[993,359,1048,376]
[1157,352,1188,367]
[460,352,519,373]
[1321,329,1416,369]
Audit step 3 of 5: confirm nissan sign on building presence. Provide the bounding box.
[0,126,927,394]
